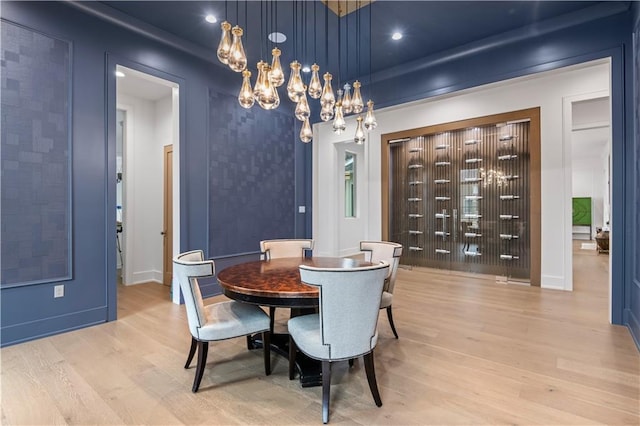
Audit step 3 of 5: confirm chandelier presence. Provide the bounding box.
[215,0,377,144]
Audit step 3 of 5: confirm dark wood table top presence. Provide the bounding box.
[217,257,373,307]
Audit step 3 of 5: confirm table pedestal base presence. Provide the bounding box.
[248,333,322,387]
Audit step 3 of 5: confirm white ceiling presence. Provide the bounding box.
[571,97,610,160]
[116,65,175,101]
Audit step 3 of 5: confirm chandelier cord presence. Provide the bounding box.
[369,0,373,98]
[244,0,248,42]
[338,0,342,87]
[313,0,317,61]
[303,0,307,68]
[344,0,348,85]
[260,0,264,59]
[324,0,329,68]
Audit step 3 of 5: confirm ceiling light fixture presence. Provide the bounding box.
[221,0,378,143]
[205,14,217,24]
[391,31,403,40]
[267,32,286,43]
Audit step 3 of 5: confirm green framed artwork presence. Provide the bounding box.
[572,197,592,226]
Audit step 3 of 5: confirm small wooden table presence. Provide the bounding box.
[217,257,373,386]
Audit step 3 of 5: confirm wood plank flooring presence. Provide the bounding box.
[2,243,638,425]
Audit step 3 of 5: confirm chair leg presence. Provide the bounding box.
[288,335,297,380]
[386,306,399,339]
[322,361,331,424]
[269,306,276,333]
[363,352,382,407]
[262,331,271,376]
[348,358,354,368]
[184,336,197,368]
[192,341,209,393]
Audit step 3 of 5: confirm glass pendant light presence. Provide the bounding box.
[354,115,366,144]
[287,61,305,103]
[269,47,285,87]
[320,103,334,122]
[253,60,266,98]
[352,80,364,114]
[217,21,232,65]
[295,86,311,121]
[258,64,279,110]
[335,88,344,109]
[300,117,313,143]
[308,64,322,99]
[227,25,247,72]
[363,100,377,130]
[332,102,346,134]
[238,70,255,109]
[342,83,353,114]
[320,72,335,109]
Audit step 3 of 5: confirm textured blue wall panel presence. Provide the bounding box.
[208,90,296,256]
[0,20,71,286]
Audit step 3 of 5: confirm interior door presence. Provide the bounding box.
[162,145,173,286]
[389,119,533,283]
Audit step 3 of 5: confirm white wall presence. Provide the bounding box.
[313,59,610,291]
[170,87,181,304]
[571,151,608,238]
[118,93,171,285]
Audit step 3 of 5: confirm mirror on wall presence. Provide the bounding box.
[345,152,356,217]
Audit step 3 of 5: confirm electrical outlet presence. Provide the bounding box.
[298,206,306,213]
[54,284,64,298]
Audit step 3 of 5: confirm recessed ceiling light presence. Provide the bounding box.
[302,65,311,73]
[205,14,217,24]
[268,32,287,43]
[391,32,403,41]
[115,70,125,78]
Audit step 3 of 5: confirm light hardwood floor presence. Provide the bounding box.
[2,244,638,425]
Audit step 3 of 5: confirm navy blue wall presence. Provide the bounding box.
[627,2,640,349]
[0,1,309,346]
[0,1,638,349]
[208,90,296,256]
[1,21,72,287]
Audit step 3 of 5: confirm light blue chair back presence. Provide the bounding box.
[298,262,389,360]
[360,241,403,293]
[260,239,314,259]
[173,250,215,339]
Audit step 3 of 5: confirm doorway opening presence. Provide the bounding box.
[566,92,612,322]
[115,65,180,304]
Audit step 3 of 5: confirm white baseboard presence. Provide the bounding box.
[128,270,163,285]
[541,274,568,291]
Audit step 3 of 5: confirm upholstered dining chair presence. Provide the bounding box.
[360,241,404,338]
[288,262,390,424]
[174,250,271,392]
[260,239,314,332]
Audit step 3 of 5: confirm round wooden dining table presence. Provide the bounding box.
[217,256,373,308]
[217,256,374,387]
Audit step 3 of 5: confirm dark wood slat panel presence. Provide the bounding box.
[383,111,538,283]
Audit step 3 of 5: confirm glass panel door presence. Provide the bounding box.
[389,120,532,282]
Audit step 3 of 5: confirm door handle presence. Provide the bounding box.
[160,231,166,236]
[452,209,458,241]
